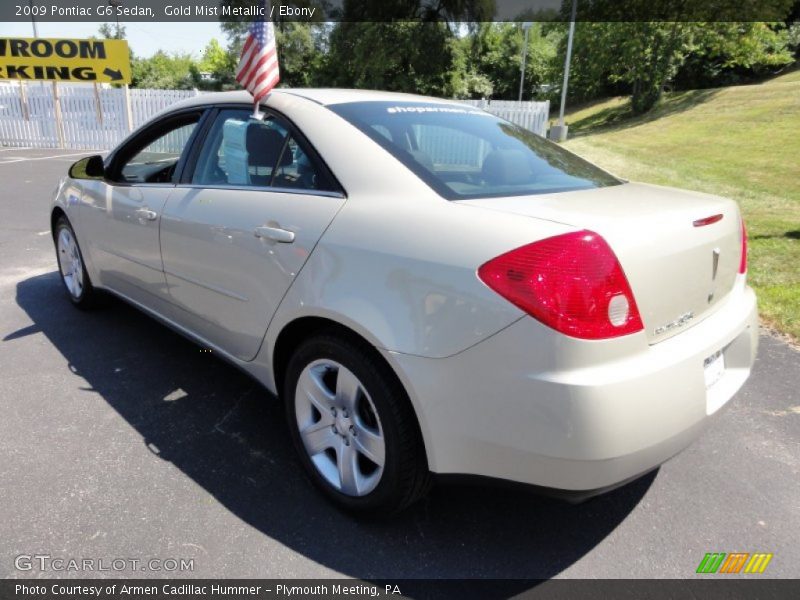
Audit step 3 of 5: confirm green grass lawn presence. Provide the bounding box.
[559,70,800,342]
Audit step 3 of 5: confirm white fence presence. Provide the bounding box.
[0,84,549,150]
[463,98,550,137]
[0,84,200,150]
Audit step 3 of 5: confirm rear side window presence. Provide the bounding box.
[328,101,621,200]
[191,108,337,192]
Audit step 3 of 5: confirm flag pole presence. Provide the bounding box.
[237,1,280,119]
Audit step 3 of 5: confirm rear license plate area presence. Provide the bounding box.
[703,349,725,389]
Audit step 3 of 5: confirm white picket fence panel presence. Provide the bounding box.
[0,85,58,148]
[128,88,201,130]
[0,84,549,150]
[0,84,200,150]
[462,98,550,137]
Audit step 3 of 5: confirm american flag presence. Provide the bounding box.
[235,1,280,104]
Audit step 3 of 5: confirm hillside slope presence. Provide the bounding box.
[562,70,800,341]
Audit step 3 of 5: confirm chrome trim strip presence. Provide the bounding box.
[173,183,345,199]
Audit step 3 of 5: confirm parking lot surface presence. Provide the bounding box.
[1,148,798,581]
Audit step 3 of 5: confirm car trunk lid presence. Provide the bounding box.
[458,182,742,344]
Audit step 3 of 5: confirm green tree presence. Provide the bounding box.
[557,21,795,114]
[97,22,126,40]
[788,22,800,57]
[329,0,494,21]
[274,22,328,87]
[676,22,796,88]
[460,22,558,100]
[613,22,695,114]
[132,51,196,89]
[197,38,237,89]
[322,21,460,96]
[449,41,495,99]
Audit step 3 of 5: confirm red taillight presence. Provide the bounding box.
[477,230,643,340]
[739,218,747,274]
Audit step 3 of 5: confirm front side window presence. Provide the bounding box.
[328,101,621,200]
[192,108,335,192]
[117,118,199,184]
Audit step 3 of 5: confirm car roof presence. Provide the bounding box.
[169,88,470,111]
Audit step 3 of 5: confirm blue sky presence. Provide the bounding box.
[0,22,225,57]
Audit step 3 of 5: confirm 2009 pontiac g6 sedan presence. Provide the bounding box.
[51,89,758,514]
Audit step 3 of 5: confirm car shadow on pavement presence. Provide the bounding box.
[10,272,655,587]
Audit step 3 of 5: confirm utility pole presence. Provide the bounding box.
[518,22,532,102]
[549,0,577,141]
[28,0,42,90]
[109,0,123,38]
[28,0,39,37]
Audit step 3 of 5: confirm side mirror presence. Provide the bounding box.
[69,155,105,180]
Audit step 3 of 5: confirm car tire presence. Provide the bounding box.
[54,216,100,309]
[284,332,431,515]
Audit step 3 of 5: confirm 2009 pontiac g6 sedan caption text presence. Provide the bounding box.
[51,89,757,514]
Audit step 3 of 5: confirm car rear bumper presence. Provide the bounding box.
[386,281,758,491]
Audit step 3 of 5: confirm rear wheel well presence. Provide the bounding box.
[272,316,428,465]
[273,317,374,397]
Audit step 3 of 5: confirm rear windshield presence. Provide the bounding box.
[327,101,621,200]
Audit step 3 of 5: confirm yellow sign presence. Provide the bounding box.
[0,37,131,84]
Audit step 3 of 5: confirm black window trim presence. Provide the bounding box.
[103,107,211,187]
[178,103,347,199]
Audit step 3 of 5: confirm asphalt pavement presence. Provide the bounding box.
[0,148,798,583]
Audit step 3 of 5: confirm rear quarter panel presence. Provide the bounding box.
[264,192,575,362]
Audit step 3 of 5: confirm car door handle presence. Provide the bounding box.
[136,208,158,221]
[254,225,295,243]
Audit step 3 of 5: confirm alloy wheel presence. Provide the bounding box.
[57,227,84,300]
[295,359,385,497]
